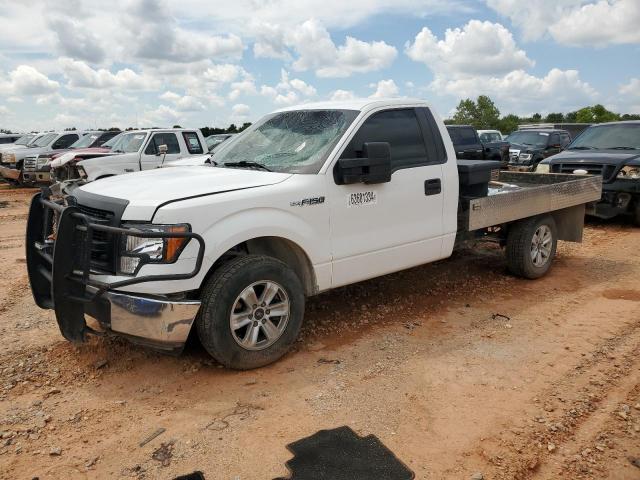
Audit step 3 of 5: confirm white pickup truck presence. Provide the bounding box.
[27,99,601,369]
[51,128,209,187]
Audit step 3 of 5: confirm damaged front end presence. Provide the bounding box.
[26,189,205,352]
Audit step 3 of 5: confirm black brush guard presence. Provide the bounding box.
[26,191,205,343]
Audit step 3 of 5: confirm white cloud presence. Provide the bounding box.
[406,21,597,114]
[0,65,60,96]
[260,70,317,106]
[202,64,243,84]
[329,89,357,101]
[159,91,206,112]
[620,78,640,97]
[230,103,251,121]
[487,0,640,46]
[229,79,258,101]
[0,105,10,116]
[47,16,106,63]
[251,20,397,78]
[287,20,397,77]
[431,68,597,113]
[406,21,533,77]
[369,79,400,98]
[59,58,159,90]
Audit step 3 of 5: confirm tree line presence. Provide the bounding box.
[446,95,640,134]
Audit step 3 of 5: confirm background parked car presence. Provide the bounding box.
[0,133,23,144]
[205,133,235,151]
[477,129,504,142]
[537,121,640,225]
[506,128,571,171]
[519,123,591,140]
[447,125,510,166]
[23,130,120,185]
[53,128,208,189]
[0,131,84,184]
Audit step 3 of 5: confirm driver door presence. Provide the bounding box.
[326,107,446,288]
[140,132,181,170]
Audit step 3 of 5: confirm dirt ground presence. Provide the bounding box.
[1,183,639,480]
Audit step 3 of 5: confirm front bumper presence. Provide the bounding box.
[0,165,20,180]
[587,180,640,219]
[26,191,206,352]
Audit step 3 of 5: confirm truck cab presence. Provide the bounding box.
[447,125,509,166]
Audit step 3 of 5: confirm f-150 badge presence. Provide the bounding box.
[290,196,325,207]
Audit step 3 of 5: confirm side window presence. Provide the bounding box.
[97,131,119,146]
[549,133,560,146]
[145,133,180,154]
[560,133,571,147]
[341,109,428,170]
[458,128,478,144]
[182,132,204,154]
[447,128,460,145]
[54,134,79,149]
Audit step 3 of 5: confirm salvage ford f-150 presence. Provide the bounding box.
[26,99,601,369]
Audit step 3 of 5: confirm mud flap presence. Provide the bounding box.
[51,205,88,343]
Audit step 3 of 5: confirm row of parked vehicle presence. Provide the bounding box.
[0,129,234,190]
[1,117,639,224]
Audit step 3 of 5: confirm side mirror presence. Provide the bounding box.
[157,144,168,156]
[336,142,391,185]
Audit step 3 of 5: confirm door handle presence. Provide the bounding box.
[424,178,441,196]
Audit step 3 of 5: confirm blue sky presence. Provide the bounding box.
[0,0,638,132]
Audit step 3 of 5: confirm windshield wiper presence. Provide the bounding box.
[607,146,638,150]
[223,161,272,172]
[568,146,595,150]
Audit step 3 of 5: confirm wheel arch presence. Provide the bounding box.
[202,236,318,297]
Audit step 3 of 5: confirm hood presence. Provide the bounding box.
[0,143,31,153]
[77,166,292,219]
[163,154,213,167]
[543,149,640,166]
[50,148,113,168]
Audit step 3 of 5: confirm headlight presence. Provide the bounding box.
[617,166,640,180]
[119,223,191,274]
[536,163,550,173]
[519,153,532,161]
[76,165,87,178]
[36,156,51,169]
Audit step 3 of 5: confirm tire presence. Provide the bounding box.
[506,215,557,279]
[196,254,305,369]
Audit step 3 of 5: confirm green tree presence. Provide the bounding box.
[565,111,578,122]
[545,112,564,123]
[452,99,478,126]
[497,114,520,135]
[476,95,501,129]
[531,113,542,122]
[575,104,620,123]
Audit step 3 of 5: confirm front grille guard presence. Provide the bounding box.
[26,191,205,343]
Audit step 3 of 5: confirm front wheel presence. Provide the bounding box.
[197,255,305,369]
[506,215,557,279]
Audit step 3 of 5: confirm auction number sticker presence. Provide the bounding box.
[347,191,377,208]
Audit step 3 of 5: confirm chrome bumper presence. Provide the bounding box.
[0,165,20,180]
[85,290,200,349]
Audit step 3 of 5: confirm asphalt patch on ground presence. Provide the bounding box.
[274,426,414,480]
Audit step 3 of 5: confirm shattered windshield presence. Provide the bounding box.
[213,109,359,173]
[32,133,57,147]
[71,133,100,148]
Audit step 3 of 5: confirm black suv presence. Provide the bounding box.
[446,125,510,166]
[506,129,571,171]
[538,121,640,225]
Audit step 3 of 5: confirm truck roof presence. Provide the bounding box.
[121,128,201,134]
[275,98,430,113]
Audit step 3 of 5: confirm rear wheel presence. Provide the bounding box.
[197,255,305,369]
[506,215,557,279]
